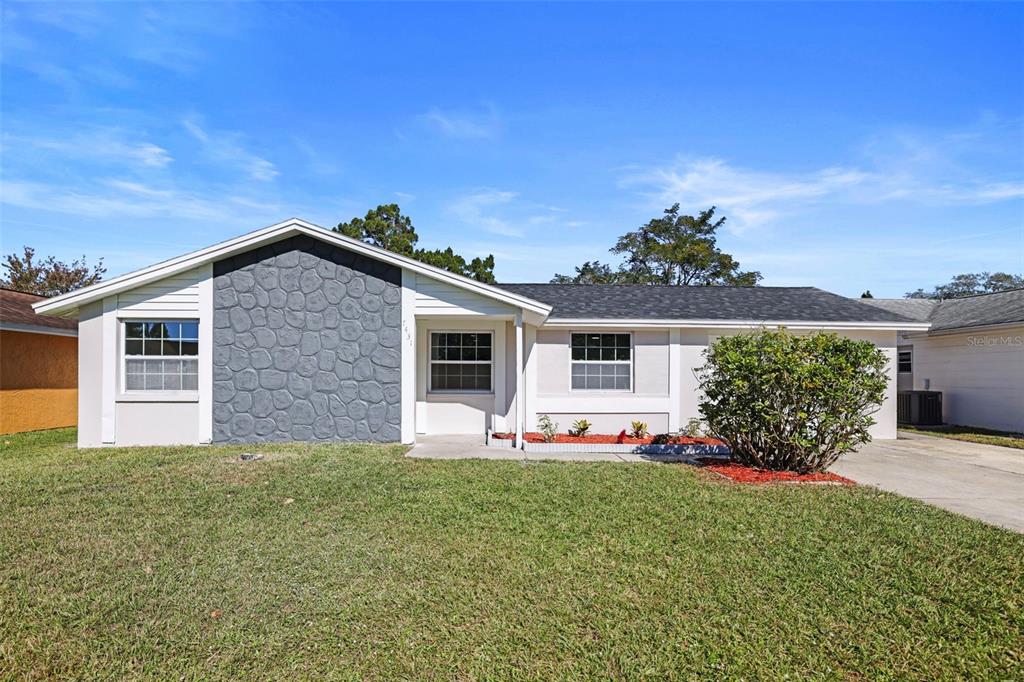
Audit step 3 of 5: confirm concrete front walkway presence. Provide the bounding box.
[407,435,695,463]
[832,431,1024,533]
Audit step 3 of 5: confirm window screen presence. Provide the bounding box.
[124,321,199,391]
[429,332,492,392]
[570,333,631,390]
[897,349,912,373]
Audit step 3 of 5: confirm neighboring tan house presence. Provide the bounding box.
[862,289,1024,433]
[0,288,78,435]
[33,219,928,448]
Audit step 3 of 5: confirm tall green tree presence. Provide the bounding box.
[334,204,497,283]
[552,205,761,286]
[1,246,106,296]
[905,272,1024,299]
[336,204,418,256]
[550,261,620,284]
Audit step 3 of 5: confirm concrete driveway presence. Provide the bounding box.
[832,432,1024,533]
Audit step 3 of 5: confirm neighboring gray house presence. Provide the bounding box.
[862,289,1024,433]
[34,218,928,448]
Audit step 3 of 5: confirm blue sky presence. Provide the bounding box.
[2,2,1022,297]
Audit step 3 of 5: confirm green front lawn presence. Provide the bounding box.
[2,429,1021,679]
[901,425,1024,450]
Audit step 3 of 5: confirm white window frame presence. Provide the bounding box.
[569,331,634,393]
[427,330,494,395]
[121,318,200,395]
[897,347,913,374]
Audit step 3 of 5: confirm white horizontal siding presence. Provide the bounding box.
[413,274,513,316]
[117,267,204,315]
[905,326,1024,432]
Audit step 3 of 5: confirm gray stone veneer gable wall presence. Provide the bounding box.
[212,234,402,443]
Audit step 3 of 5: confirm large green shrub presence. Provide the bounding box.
[696,329,889,473]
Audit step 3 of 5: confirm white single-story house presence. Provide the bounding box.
[34,218,929,448]
[862,290,1024,433]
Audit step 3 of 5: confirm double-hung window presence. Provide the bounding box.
[897,348,913,374]
[429,332,492,392]
[124,320,199,391]
[571,333,631,391]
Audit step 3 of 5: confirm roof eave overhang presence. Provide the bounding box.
[0,321,78,337]
[32,218,552,320]
[540,318,931,331]
[901,320,1024,338]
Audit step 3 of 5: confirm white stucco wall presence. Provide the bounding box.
[115,402,200,446]
[415,316,512,434]
[76,301,104,448]
[530,329,673,433]
[901,325,1024,432]
[73,266,210,447]
[528,326,899,440]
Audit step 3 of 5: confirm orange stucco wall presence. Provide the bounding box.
[0,330,78,434]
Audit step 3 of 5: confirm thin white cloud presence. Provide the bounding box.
[4,130,172,168]
[292,137,339,175]
[183,117,279,181]
[444,189,523,237]
[624,157,1022,234]
[418,105,502,140]
[1,178,277,224]
[623,120,1023,234]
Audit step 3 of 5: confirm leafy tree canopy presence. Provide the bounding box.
[335,204,496,283]
[550,261,620,284]
[552,204,761,286]
[1,247,106,296]
[905,272,1024,299]
[336,203,418,256]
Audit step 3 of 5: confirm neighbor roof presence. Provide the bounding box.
[498,284,922,326]
[0,287,78,335]
[855,298,937,322]
[863,289,1024,332]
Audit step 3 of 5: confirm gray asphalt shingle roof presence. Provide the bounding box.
[497,284,918,323]
[862,289,1024,332]
[856,298,937,322]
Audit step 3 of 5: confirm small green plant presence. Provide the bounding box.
[650,433,676,445]
[536,414,558,443]
[629,420,648,438]
[569,419,591,437]
[683,418,704,438]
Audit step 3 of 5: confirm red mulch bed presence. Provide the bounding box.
[698,458,854,485]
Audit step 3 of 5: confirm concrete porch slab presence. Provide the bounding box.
[407,435,700,463]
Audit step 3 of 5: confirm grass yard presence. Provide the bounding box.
[2,429,1022,680]
[901,425,1024,450]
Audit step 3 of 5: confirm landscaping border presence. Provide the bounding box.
[484,430,516,448]
[522,441,730,456]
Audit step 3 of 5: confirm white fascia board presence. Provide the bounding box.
[540,318,932,331]
[33,218,553,319]
[0,322,78,337]
[901,320,1024,339]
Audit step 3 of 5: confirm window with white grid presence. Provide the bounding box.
[429,332,492,392]
[123,321,199,391]
[570,333,632,391]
